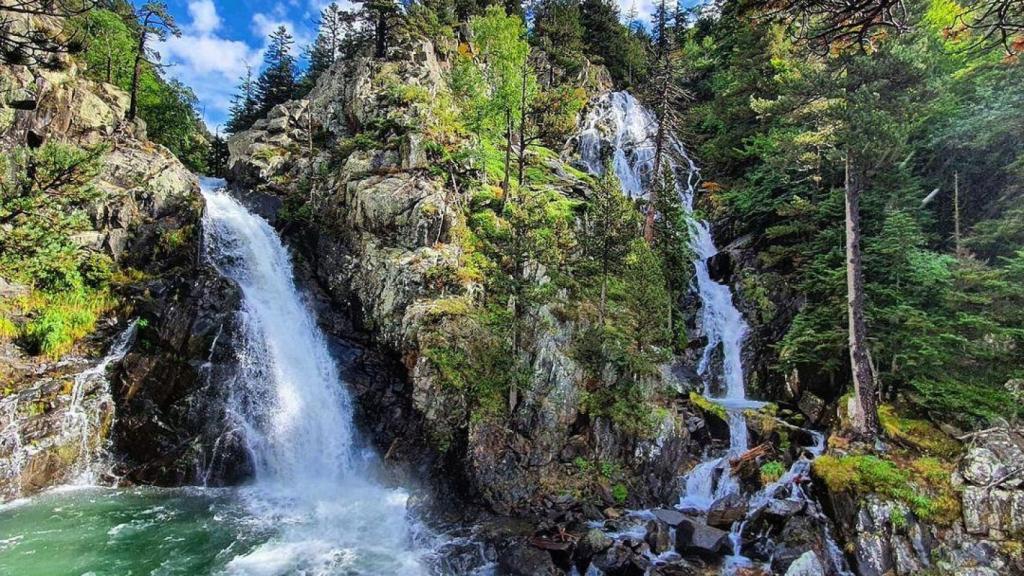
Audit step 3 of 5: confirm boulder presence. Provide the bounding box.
[674,519,729,557]
[784,551,824,576]
[706,251,732,283]
[575,528,613,561]
[706,493,748,529]
[652,508,686,527]
[645,520,673,554]
[496,542,559,576]
[797,391,826,425]
[266,114,289,133]
[592,541,647,576]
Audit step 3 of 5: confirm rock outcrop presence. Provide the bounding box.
[0,57,243,498]
[819,429,1024,575]
[227,37,698,517]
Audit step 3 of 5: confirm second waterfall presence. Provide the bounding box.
[577,91,758,506]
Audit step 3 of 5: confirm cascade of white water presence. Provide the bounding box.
[578,93,852,575]
[200,177,430,575]
[63,320,138,483]
[578,92,753,506]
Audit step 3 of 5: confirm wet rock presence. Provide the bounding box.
[576,528,613,561]
[674,519,729,558]
[765,498,805,520]
[592,540,646,576]
[497,542,559,576]
[770,515,827,575]
[706,251,732,283]
[652,508,686,527]
[645,519,673,554]
[797,391,826,425]
[784,551,824,576]
[706,493,748,529]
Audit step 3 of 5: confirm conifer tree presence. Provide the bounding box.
[530,0,584,82]
[351,0,402,58]
[255,26,297,117]
[225,64,257,133]
[128,2,180,120]
[302,2,347,91]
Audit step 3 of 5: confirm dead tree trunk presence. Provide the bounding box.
[845,153,880,438]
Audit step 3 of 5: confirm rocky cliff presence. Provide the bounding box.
[0,57,242,498]
[227,36,704,518]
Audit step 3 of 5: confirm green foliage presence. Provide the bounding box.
[0,142,106,291]
[255,26,298,118]
[74,7,208,172]
[812,453,960,525]
[19,290,113,358]
[579,0,648,87]
[531,0,585,79]
[611,483,628,504]
[0,141,120,358]
[677,1,1024,428]
[760,460,786,484]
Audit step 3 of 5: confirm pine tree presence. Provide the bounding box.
[301,2,348,91]
[581,165,639,325]
[351,0,402,58]
[531,0,585,83]
[225,64,257,133]
[255,26,297,117]
[128,2,180,120]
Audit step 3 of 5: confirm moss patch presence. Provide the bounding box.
[690,391,728,422]
[812,452,961,525]
[879,404,961,457]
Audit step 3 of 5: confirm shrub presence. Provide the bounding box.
[760,460,786,484]
[611,483,628,504]
[19,289,113,358]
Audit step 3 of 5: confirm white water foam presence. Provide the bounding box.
[200,178,433,575]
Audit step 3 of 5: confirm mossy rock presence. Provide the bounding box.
[879,404,960,457]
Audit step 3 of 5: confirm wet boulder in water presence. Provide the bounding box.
[645,519,673,554]
[496,542,560,576]
[706,251,733,283]
[784,551,825,576]
[706,493,748,529]
[652,508,686,527]
[575,528,613,563]
[674,518,729,558]
[591,540,647,576]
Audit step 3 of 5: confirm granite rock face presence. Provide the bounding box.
[227,37,698,517]
[820,429,1024,576]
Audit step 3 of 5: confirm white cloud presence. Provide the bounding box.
[155,1,262,131]
[251,11,311,51]
[187,0,222,35]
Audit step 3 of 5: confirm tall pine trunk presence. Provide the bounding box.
[845,153,880,437]
[644,117,665,244]
[128,31,146,120]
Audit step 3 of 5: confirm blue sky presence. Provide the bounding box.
[154,0,694,131]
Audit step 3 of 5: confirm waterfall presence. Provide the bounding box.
[578,94,852,576]
[0,320,136,498]
[577,92,755,503]
[199,178,430,575]
[62,320,138,484]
